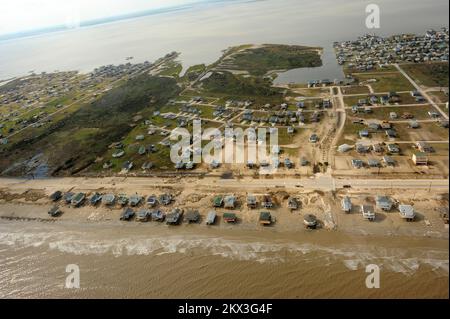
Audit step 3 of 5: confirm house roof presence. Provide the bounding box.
[383,156,396,164]
[342,197,352,210]
[413,152,428,157]
[259,212,272,221]
[185,210,200,221]
[223,212,237,220]
[206,211,216,222]
[361,205,375,214]
[376,196,392,205]
[224,195,236,206]
[247,196,257,203]
[399,205,415,217]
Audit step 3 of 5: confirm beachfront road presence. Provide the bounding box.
[0,176,448,193]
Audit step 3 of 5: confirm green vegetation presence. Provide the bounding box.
[158,61,183,77]
[343,64,397,75]
[226,44,322,76]
[354,72,414,92]
[401,62,449,87]
[200,71,284,104]
[394,122,449,142]
[183,64,207,82]
[0,74,180,176]
[428,91,449,104]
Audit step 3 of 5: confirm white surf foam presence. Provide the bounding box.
[0,227,448,276]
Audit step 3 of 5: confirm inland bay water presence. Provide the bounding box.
[0,0,449,298]
[0,0,449,82]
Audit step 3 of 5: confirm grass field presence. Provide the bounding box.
[344,64,398,75]
[394,122,449,142]
[225,44,322,76]
[354,72,414,93]
[401,62,449,87]
[428,91,449,104]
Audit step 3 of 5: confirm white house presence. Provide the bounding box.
[399,205,415,221]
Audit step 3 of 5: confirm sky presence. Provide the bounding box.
[0,0,206,36]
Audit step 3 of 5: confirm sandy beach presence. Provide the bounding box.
[0,175,448,298]
[0,176,448,238]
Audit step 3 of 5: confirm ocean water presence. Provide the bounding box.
[0,220,448,298]
[0,0,448,82]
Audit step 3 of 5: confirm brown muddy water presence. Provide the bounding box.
[0,219,448,298]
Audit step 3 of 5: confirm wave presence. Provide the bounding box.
[0,229,448,276]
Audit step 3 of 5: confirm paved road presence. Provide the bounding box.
[0,175,448,194]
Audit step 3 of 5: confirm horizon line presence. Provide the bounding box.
[0,0,258,42]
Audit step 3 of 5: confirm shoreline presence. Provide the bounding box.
[1,213,448,298]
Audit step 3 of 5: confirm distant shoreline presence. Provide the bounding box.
[0,2,206,43]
